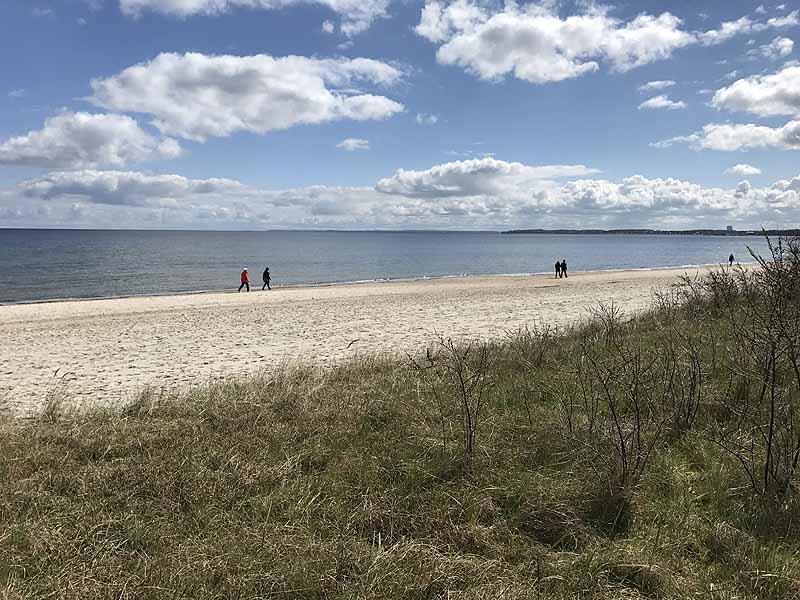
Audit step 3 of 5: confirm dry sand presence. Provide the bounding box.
[0,267,706,416]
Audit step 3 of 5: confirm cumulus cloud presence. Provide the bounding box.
[0,112,181,169]
[119,0,390,36]
[415,3,697,83]
[414,2,798,84]
[321,20,335,33]
[747,36,794,60]
[638,95,687,110]
[712,64,800,117]
[638,80,676,93]
[554,176,739,214]
[375,157,600,198]
[19,170,250,207]
[90,52,405,141]
[725,164,762,176]
[697,11,799,45]
[653,121,800,151]
[336,137,369,150]
[696,16,755,45]
[9,165,800,229]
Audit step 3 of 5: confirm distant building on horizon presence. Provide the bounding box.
[726,225,734,234]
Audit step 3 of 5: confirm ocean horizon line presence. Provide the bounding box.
[1,226,797,235]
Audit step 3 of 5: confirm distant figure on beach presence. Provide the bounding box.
[238,268,250,292]
[262,267,271,291]
[729,253,735,266]
[560,260,568,278]
[554,261,561,278]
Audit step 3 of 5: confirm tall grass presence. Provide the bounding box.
[2,238,800,598]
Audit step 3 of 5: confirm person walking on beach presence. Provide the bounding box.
[262,267,271,291]
[238,268,250,292]
[554,260,561,279]
[729,253,735,266]
[560,259,568,278]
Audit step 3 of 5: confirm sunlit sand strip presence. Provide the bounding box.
[0,266,713,417]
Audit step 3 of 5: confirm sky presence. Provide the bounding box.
[0,0,799,230]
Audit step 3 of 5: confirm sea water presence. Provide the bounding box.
[0,229,770,304]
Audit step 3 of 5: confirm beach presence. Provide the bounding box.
[0,267,706,416]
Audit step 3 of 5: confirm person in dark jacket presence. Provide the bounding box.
[262,267,271,291]
[560,259,568,278]
[554,260,561,279]
[729,253,735,266]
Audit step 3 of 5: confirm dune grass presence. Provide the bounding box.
[2,241,800,599]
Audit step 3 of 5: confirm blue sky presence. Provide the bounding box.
[1,0,799,229]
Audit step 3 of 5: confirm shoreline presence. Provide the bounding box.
[0,261,737,308]
[0,265,717,416]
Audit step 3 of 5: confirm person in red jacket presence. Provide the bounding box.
[238,268,250,292]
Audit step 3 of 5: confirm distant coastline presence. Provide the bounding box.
[502,228,800,236]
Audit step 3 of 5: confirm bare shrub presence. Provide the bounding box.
[410,336,495,477]
[559,304,667,496]
[684,235,800,497]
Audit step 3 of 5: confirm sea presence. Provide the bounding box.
[0,229,771,304]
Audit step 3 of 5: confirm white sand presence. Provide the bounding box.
[0,267,706,416]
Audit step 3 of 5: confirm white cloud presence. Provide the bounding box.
[415,3,696,83]
[321,20,335,33]
[756,4,767,14]
[767,11,800,28]
[698,11,799,45]
[697,16,755,45]
[725,163,762,176]
[32,7,54,17]
[712,64,800,117]
[638,80,676,93]
[415,113,438,125]
[90,52,404,141]
[414,2,799,84]
[8,165,800,229]
[653,121,800,151]
[747,36,794,59]
[118,0,390,36]
[336,137,369,151]
[7,89,26,98]
[0,112,181,169]
[638,95,687,110]
[375,157,600,198]
[19,170,250,207]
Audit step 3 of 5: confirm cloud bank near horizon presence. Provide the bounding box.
[5,157,799,230]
